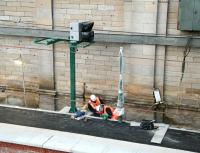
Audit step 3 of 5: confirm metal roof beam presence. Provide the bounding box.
[0,27,200,47]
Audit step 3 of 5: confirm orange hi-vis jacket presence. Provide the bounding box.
[103,105,119,120]
[88,97,119,120]
[88,97,103,114]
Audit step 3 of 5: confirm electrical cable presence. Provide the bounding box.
[180,36,193,84]
[177,36,192,114]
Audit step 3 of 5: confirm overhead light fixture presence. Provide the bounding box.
[153,89,163,104]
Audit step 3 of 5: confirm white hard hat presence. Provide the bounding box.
[90,94,97,101]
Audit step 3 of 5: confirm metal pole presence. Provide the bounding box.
[69,41,77,113]
[117,47,124,108]
[114,47,125,122]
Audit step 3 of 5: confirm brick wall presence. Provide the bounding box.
[0,0,52,29]
[165,46,200,108]
[0,142,66,153]
[0,0,54,108]
[0,35,53,107]
[0,0,200,127]
[54,0,123,31]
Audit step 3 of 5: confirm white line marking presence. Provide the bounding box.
[151,124,169,144]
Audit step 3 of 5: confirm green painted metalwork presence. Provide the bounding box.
[34,38,65,45]
[179,0,200,31]
[193,0,200,30]
[69,41,78,113]
[179,0,194,31]
[34,37,94,113]
[35,38,78,113]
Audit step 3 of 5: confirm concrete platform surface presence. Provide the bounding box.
[0,123,195,153]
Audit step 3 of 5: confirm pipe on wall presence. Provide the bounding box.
[153,0,169,122]
[152,0,160,121]
[163,0,169,102]
[153,0,160,89]
[51,0,57,110]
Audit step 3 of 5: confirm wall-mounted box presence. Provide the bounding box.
[178,0,200,31]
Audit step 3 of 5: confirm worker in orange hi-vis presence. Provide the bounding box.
[73,94,119,120]
[88,94,103,115]
[88,94,119,120]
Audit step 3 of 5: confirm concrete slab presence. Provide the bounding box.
[102,140,135,153]
[0,123,53,148]
[27,130,54,148]
[0,124,26,143]
[71,137,107,153]
[43,132,81,152]
[151,124,169,144]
